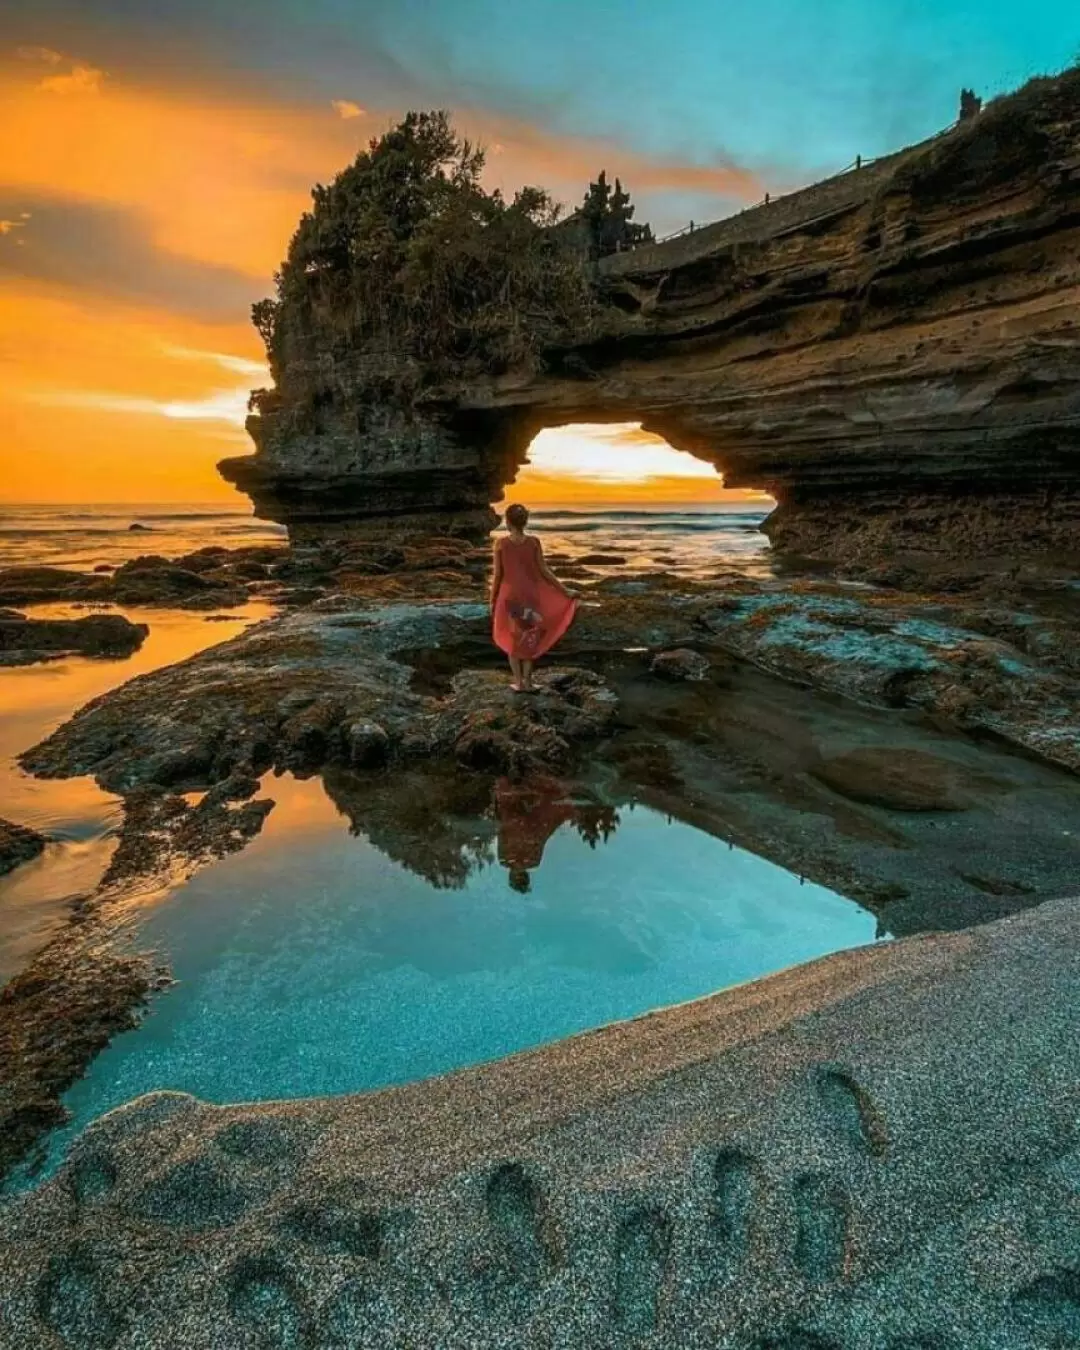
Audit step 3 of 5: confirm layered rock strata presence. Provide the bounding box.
[223,72,1080,559]
[0,898,1077,1348]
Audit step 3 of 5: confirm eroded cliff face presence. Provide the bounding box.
[221,71,1080,559]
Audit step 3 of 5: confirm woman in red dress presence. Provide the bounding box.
[490,503,576,692]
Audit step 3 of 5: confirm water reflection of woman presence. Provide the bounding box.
[493,776,619,893]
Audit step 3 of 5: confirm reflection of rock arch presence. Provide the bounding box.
[322,766,619,894]
[321,766,496,890]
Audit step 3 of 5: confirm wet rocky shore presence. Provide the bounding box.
[0,533,1077,1345]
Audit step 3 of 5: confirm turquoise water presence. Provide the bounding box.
[27,775,879,1176]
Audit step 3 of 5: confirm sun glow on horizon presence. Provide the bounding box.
[501,423,772,506]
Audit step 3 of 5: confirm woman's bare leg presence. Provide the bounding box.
[508,655,523,689]
[521,659,534,691]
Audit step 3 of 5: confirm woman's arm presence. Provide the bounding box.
[535,539,572,598]
[489,540,504,606]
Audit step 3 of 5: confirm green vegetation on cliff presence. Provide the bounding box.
[580,169,654,258]
[251,112,639,420]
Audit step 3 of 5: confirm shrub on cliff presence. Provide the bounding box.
[250,111,597,416]
[580,170,654,258]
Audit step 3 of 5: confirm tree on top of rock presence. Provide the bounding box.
[580,170,654,258]
[249,110,596,410]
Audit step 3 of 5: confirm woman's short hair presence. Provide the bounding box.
[505,503,529,530]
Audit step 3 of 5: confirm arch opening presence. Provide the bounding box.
[497,423,774,510]
[493,423,776,577]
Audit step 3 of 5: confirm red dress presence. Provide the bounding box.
[492,535,577,660]
[494,776,578,870]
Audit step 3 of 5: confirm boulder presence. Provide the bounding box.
[0,566,103,606]
[115,554,172,573]
[0,817,47,876]
[175,547,231,573]
[112,564,247,609]
[279,698,347,771]
[574,553,627,567]
[650,648,711,682]
[445,667,619,777]
[112,564,210,597]
[0,613,148,665]
[454,709,570,777]
[279,587,327,607]
[346,720,391,769]
[202,773,262,806]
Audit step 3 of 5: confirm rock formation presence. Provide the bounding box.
[5,541,1078,1187]
[0,612,148,666]
[0,818,46,877]
[222,70,1080,561]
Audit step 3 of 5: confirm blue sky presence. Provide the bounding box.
[5,0,1078,185]
[366,0,1077,172]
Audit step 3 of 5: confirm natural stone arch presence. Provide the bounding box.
[221,397,774,541]
[222,72,1080,562]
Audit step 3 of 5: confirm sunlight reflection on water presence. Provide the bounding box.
[0,601,276,980]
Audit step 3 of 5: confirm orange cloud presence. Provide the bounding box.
[40,63,106,96]
[15,46,65,66]
[0,280,259,502]
[0,56,764,504]
[494,425,771,505]
[457,106,763,210]
[331,99,367,120]
[16,44,105,95]
[498,469,767,507]
[0,65,357,278]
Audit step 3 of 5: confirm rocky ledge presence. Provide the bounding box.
[18,570,1079,791]
[0,536,491,615]
[3,553,1075,1177]
[223,71,1080,562]
[0,897,1076,1348]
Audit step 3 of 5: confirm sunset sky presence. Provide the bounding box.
[1,2,1076,505]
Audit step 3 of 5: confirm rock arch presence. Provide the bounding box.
[221,72,1080,563]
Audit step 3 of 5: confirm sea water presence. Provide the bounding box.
[0,501,773,577]
[528,505,774,577]
[0,502,286,571]
[21,774,879,1181]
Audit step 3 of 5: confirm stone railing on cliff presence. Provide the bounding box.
[221,70,1080,563]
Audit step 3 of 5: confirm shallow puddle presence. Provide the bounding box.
[24,772,880,1180]
[0,601,276,980]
